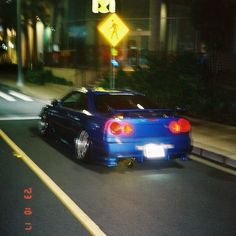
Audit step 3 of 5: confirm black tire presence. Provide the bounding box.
[74,130,91,161]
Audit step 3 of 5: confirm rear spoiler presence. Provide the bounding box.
[110,107,185,116]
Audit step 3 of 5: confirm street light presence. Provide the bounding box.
[17,0,23,87]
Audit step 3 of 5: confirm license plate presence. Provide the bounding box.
[144,144,165,159]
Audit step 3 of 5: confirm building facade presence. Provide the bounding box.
[43,0,199,67]
[1,0,236,70]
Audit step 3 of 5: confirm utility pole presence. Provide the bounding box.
[17,0,23,87]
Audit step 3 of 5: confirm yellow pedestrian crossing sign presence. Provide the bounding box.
[98,13,129,47]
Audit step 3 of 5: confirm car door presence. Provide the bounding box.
[58,91,89,143]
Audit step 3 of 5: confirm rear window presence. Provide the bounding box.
[94,94,158,112]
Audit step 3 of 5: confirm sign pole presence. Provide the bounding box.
[97,13,129,89]
[110,47,112,88]
[111,47,116,89]
[112,57,115,89]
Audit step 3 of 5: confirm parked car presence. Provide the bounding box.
[38,87,191,167]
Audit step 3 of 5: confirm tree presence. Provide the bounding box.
[0,0,17,29]
[191,0,235,52]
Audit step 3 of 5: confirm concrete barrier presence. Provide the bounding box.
[44,67,104,88]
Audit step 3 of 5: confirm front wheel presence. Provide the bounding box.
[74,130,91,161]
[38,116,49,136]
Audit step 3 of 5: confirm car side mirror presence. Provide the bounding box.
[51,99,60,107]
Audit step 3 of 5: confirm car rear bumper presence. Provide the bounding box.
[93,136,191,167]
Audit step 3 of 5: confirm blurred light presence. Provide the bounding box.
[82,110,92,116]
[1,43,8,51]
[11,29,16,36]
[52,44,59,52]
[161,2,167,18]
[111,47,118,56]
[45,26,52,39]
[8,41,14,48]
[7,28,12,36]
[92,0,116,13]
[137,104,144,109]
[27,22,33,59]
[160,2,167,47]
[36,21,44,58]
[111,59,119,67]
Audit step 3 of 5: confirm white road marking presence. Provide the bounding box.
[0,91,16,101]
[0,116,40,121]
[9,90,34,101]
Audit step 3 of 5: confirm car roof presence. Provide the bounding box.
[74,87,143,96]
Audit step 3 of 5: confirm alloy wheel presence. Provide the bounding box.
[75,130,90,160]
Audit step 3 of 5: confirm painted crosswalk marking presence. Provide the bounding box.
[0,91,34,102]
[0,116,40,121]
[0,91,16,101]
[9,90,34,101]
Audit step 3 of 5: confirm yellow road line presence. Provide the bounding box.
[190,155,236,176]
[0,129,106,236]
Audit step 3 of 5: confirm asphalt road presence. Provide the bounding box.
[1,88,236,236]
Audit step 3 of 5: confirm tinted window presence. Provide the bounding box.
[62,92,87,110]
[95,94,158,112]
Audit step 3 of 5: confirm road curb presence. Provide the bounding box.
[191,146,236,169]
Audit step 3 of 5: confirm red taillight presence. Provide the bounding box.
[169,118,190,134]
[110,122,122,135]
[106,120,134,136]
[178,118,191,132]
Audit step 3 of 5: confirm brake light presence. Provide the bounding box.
[106,120,134,136]
[169,118,190,134]
[110,122,122,135]
[178,118,191,132]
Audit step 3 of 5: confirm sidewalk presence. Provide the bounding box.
[1,76,236,169]
[0,75,73,100]
[189,118,236,169]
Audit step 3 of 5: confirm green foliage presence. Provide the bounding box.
[191,0,235,51]
[25,69,73,86]
[100,52,236,126]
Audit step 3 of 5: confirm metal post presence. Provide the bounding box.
[110,48,112,89]
[110,47,116,89]
[17,0,23,87]
[112,56,115,89]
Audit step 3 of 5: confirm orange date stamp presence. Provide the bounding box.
[24,188,33,232]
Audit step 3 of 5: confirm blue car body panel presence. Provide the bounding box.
[39,88,192,167]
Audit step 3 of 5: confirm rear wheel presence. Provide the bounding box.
[74,130,91,161]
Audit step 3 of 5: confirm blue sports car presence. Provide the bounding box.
[38,87,191,167]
